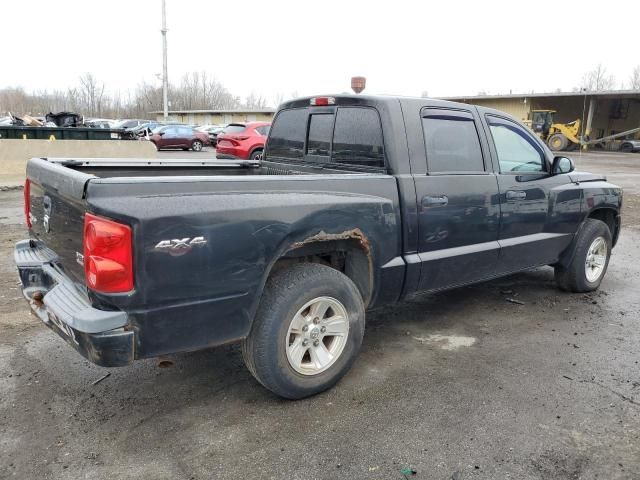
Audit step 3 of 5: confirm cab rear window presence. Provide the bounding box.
[266,106,385,170]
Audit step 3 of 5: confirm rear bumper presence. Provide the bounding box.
[215,145,248,159]
[14,239,134,367]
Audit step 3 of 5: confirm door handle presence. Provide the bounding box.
[505,190,526,200]
[422,195,449,206]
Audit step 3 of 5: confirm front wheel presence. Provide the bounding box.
[548,133,569,151]
[191,140,203,152]
[242,263,365,399]
[249,149,263,161]
[555,219,612,292]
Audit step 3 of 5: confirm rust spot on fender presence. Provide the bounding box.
[290,228,371,254]
[288,228,374,305]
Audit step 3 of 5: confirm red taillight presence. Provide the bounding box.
[24,179,31,228]
[228,135,249,141]
[83,213,133,293]
[310,97,335,106]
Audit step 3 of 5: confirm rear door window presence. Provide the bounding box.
[422,110,485,173]
[268,108,307,160]
[332,107,384,168]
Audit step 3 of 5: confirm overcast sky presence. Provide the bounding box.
[3,0,639,103]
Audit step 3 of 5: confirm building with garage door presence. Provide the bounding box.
[441,90,640,149]
[151,109,275,126]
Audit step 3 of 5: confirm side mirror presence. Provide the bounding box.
[157,131,165,136]
[551,156,574,175]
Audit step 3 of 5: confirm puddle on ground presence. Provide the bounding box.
[412,334,477,350]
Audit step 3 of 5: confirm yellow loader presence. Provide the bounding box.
[527,110,582,151]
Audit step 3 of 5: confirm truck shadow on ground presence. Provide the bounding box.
[77,266,564,407]
[19,265,569,419]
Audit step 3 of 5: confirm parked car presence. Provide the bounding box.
[124,122,167,139]
[149,125,210,151]
[112,119,149,130]
[85,118,115,129]
[216,122,270,160]
[620,139,640,153]
[15,94,622,399]
[196,124,226,147]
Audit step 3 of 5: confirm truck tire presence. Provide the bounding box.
[242,263,365,399]
[554,219,612,292]
[548,134,569,151]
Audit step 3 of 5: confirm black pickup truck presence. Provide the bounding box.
[15,95,622,399]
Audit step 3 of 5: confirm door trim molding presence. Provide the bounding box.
[418,240,500,262]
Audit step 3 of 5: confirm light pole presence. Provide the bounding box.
[161,0,169,121]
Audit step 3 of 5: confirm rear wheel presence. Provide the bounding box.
[242,263,365,399]
[548,133,569,151]
[555,219,612,292]
[191,140,203,152]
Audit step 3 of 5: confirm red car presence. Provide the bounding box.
[149,125,210,151]
[215,122,271,160]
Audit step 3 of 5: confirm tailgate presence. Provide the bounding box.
[26,158,94,285]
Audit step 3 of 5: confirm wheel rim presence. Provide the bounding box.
[193,141,202,151]
[585,236,607,283]
[285,296,349,376]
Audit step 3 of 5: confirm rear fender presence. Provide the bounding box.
[246,226,375,328]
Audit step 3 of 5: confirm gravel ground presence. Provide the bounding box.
[1,152,639,480]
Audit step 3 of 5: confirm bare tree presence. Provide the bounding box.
[0,71,249,119]
[581,64,616,91]
[170,71,240,110]
[272,91,300,107]
[244,91,268,109]
[272,93,285,107]
[630,65,640,90]
[78,73,106,116]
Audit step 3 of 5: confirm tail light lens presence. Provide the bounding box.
[310,97,336,106]
[24,179,32,228]
[83,213,133,293]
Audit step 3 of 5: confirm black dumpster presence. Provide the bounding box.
[0,126,124,140]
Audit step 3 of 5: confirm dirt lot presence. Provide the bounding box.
[1,152,639,480]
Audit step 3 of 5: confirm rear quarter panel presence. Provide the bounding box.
[84,174,402,357]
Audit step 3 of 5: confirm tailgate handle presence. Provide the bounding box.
[422,195,449,206]
[505,190,527,200]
